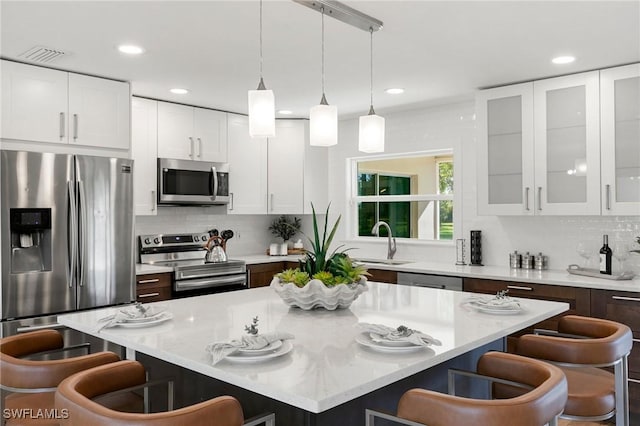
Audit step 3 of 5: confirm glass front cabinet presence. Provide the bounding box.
[477,66,638,216]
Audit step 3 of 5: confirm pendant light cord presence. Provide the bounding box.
[259,0,263,79]
[369,27,373,109]
[321,7,325,97]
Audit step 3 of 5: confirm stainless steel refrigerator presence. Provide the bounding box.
[1,150,134,337]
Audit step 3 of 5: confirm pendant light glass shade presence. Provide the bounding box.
[310,100,338,146]
[309,7,338,147]
[248,79,275,137]
[359,110,385,153]
[358,28,384,153]
[248,0,275,138]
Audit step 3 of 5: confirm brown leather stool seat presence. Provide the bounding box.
[516,315,632,426]
[366,351,568,426]
[55,360,275,426]
[0,329,121,426]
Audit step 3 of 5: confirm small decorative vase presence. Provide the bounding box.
[270,276,368,310]
[279,242,289,256]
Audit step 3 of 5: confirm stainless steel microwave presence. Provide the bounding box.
[158,158,229,205]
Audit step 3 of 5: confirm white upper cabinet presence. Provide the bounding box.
[1,60,130,150]
[131,97,158,216]
[68,73,130,149]
[600,64,640,216]
[476,83,534,215]
[227,114,268,214]
[157,102,227,162]
[268,120,304,214]
[533,71,601,215]
[477,70,604,216]
[303,132,329,215]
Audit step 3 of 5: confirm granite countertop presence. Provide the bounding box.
[136,254,640,293]
[58,283,568,413]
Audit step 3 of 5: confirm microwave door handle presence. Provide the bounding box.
[211,166,218,199]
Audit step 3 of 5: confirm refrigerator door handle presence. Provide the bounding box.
[67,181,78,288]
[78,180,87,287]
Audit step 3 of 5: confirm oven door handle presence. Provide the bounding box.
[175,269,245,280]
[175,275,246,291]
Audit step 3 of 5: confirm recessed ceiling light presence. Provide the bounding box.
[278,110,293,115]
[552,56,575,65]
[170,88,189,95]
[117,44,144,55]
[385,88,404,95]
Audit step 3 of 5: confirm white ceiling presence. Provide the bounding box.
[2,1,639,119]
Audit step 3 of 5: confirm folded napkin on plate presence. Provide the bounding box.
[357,323,441,347]
[206,331,295,365]
[466,295,521,310]
[94,303,167,332]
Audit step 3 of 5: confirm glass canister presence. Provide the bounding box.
[534,252,548,270]
[509,251,522,269]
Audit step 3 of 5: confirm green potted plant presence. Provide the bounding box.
[269,215,301,255]
[270,204,369,310]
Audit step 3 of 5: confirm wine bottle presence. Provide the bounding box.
[599,235,612,275]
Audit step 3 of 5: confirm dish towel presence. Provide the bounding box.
[357,323,441,347]
[206,332,295,365]
[94,303,167,332]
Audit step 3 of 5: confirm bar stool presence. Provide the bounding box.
[55,359,275,426]
[365,351,568,426]
[515,315,633,426]
[0,329,121,425]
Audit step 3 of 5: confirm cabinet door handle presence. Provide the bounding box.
[270,193,274,211]
[612,295,640,303]
[525,187,530,211]
[229,192,234,211]
[605,184,611,210]
[73,114,78,140]
[633,338,640,344]
[507,285,533,291]
[537,187,542,211]
[138,278,160,284]
[60,112,65,139]
[138,292,160,299]
[151,190,156,211]
[189,137,195,158]
[629,378,640,385]
[197,138,202,158]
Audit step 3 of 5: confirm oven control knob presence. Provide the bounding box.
[194,236,199,242]
[144,238,151,245]
[153,238,160,245]
[202,234,208,242]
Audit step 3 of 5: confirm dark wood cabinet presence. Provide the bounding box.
[591,289,640,414]
[248,262,288,288]
[463,278,591,351]
[367,268,398,284]
[136,272,172,302]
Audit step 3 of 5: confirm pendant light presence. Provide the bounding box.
[358,28,385,153]
[309,7,338,147]
[248,0,275,138]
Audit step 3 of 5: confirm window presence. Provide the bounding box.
[351,151,454,241]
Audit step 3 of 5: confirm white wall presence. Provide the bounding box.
[330,102,640,273]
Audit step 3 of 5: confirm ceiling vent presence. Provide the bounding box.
[18,46,67,64]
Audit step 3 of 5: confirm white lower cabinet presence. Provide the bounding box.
[132,97,158,216]
[227,115,324,215]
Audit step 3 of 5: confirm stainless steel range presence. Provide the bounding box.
[138,233,247,295]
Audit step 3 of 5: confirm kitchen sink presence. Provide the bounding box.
[353,258,413,265]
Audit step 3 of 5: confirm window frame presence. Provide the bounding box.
[347,149,457,244]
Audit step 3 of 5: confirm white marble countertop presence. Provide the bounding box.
[58,282,567,413]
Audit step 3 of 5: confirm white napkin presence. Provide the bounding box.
[357,323,442,347]
[466,295,521,310]
[206,331,295,365]
[95,304,167,331]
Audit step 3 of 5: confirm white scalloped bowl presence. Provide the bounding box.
[270,277,368,310]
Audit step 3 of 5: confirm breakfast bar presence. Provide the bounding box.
[58,282,569,425]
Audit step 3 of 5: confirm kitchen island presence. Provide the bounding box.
[58,282,568,425]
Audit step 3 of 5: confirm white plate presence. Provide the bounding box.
[115,312,173,328]
[236,340,283,356]
[356,333,425,352]
[465,301,523,315]
[226,340,293,362]
[369,333,416,347]
[120,310,168,323]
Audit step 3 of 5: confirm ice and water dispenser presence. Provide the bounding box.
[9,208,52,273]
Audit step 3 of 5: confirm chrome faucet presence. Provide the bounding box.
[371,221,397,260]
